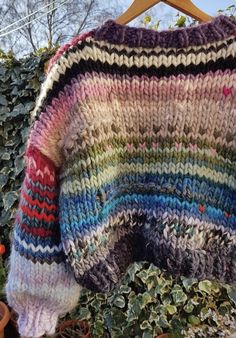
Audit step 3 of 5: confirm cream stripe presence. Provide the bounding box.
[15,233,63,253]
[31,34,236,119]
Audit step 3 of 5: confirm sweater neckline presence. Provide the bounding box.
[92,14,236,49]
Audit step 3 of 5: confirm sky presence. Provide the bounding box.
[116,0,235,28]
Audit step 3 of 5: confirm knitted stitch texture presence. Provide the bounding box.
[5,14,236,337]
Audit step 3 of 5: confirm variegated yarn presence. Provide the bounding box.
[6,14,236,337]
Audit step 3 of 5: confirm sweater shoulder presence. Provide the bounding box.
[46,29,95,75]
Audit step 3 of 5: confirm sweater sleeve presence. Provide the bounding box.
[5,52,81,338]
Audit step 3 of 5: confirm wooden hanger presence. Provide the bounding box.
[115,0,212,25]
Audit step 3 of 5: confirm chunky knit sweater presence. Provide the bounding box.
[5,14,236,337]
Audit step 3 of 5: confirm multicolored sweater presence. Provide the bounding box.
[5,14,236,337]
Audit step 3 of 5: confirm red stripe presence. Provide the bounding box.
[20,203,58,222]
[21,189,57,211]
[16,214,54,237]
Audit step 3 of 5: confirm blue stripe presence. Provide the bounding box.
[59,193,236,240]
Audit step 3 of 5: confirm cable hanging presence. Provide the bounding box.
[0,0,70,39]
[0,1,57,34]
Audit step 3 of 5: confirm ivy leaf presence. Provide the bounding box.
[93,319,104,336]
[137,270,148,283]
[140,320,152,330]
[171,286,187,304]
[156,314,169,328]
[127,298,142,322]
[199,280,212,295]
[1,152,11,160]
[142,331,153,338]
[181,277,198,292]
[0,95,8,106]
[0,173,8,189]
[119,285,131,294]
[113,295,126,308]
[3,191,19,211]
[188,315,200,326]
[140,292,152,309]
[79,307,91,320]
[227,288,236,305]
[183,300,194,314]
[128,262,142,282]
[166,304,177,315]
[14,155,25,176]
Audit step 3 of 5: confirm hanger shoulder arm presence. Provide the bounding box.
[116,0,161,25]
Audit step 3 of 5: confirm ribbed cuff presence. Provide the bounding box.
[17,306,59,338]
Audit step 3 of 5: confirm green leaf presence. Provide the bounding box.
[93,319,104,336]
[181,277,198,292]
[143,15,151,25]
[191,296,199,306]
[21,126,30,143]
[156,314,169,328]
[0,95,8,106]
[14,155,25,176]
[153,326,162,336]
[128,262,142,281]
[11,103,25,117]
[227,288,236,305]
[198,280,212,295]
[127,298,142,322]
[79,307,91,320]
[140,292,153,309]
[171,288,187,304]
[227,5,235,10]
[183,301,194,313]
[200,307,211,320]
[3,191,19,210]
[210,281,220,294]
[153,20,161,30]
[0,173,8,189]
[1,152,11,160]
[119,285,131,294]
[166,304,177,315]
[113,295,126,308]
[142,331,153,338]
[137,270,148,283]
[140,320,152,330]
[188,315,200,326]
[175,15,186,27]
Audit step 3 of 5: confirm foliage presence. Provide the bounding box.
[54,262,236,338]
[0,47,57,299]
[143,4,236,30]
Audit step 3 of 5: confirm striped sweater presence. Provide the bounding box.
[5,14,236,337]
